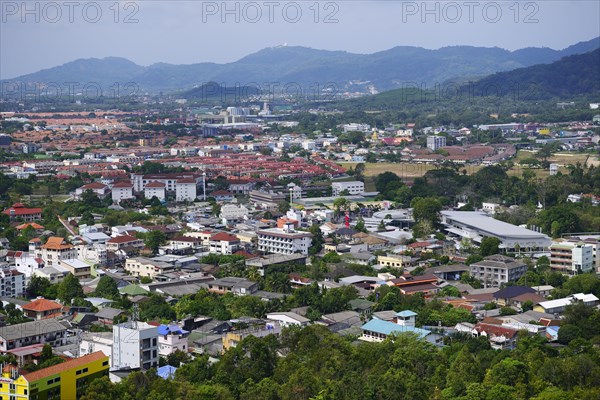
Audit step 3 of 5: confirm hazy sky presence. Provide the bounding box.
[1,0,599,79]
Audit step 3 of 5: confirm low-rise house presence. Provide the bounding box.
[207,277,258,296]
[22,298,64,320]
[378,254,412,270]
[124,257,175,279]
[534,293,599,315]
[209,232,241,255]
[430,264,469,281]
[222,321,281,351]
[472,322,519,350]
[95,307,126,325]
[210,190,235,202]
[106,235,144,252]
[360,310,441,345]
[76,182,110,199]
[266,312,310,328]
[493,286,536,306]
[59,258,93,279]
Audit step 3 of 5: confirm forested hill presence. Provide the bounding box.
[469,48,600,100]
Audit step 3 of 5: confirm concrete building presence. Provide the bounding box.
[76,182,110,199]
[469,255,528,288]
[158,324,190,356]
[112,181,134,203]
[427,135,446,151]
[441,211,551,253]
[257,224,313,255]
[112,321,159,371]
[80,332,114,366]
[0,267,26,298]
[549,240,594,275]
[209,232,241,255]
[144,181,167,201]
[175,179,197,202]
[124,257,174,279]
[331,181,365,197]
[40,237,77,267]
[0,318,67,352]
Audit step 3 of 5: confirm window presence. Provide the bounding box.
[102,361,109,366]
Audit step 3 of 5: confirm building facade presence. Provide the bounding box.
[112,322,159,371]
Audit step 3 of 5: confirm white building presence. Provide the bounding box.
[209,232,241,255]
[266,312,310,328]
[220,204,249,222]
[112,182,134,203]
[331,181,365,197]
[469,255,528,288]
[257,224,313,255]
[76,182,110,199]
[158,324,189,356]
[0,267,26,298]
[112,321,159,371]
[144,181,166,201]
[549,241,594,275]
[175,179,197,202]
[80,332,113,366]
[427,135,446,151]
[40,237,78,267]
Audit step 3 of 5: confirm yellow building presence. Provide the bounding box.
[0,351,108,400]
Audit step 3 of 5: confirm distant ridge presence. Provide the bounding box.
[2,37,599,94]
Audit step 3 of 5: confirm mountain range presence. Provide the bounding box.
[2,37,599,94]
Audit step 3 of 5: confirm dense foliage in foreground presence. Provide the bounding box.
[81,324,600,400]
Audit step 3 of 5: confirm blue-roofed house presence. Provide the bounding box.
[157,365,178,379]
[360,310,442,345]
[158,323,190,356]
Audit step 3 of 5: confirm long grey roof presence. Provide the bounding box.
[0,318,66,341]
[442,211,550,239]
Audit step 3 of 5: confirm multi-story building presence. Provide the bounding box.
[22,298,64,320]
[40,237,77,267]
[469,255,528,288]
[549,240,594,275]
[105,235,144,252]
[2,203,42,222]
[0,351,109,400]
[80,332,113,366]
[59,259,93,279]
[112,322,159,371]
[111,181,134,203]
[124,257,174,279]
[175,178,197,202]
[257,224,313,255]
[0,318,67,352]
[158,324,189,356]
[219,204,249,222]
[426,135,447,151]
[0,267,26,298]
[209,233,241,255]
[131,173,201,195]
[144,181,166,201]
[331,181,365,197]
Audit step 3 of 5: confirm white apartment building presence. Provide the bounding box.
[469,255,528,288]
[209,233,241,255]
[158,324,189,356]
[220,204,249,221]
[331,181,365,197]
[549,241,594,275]
[175,179,197,202]
[257,224,313,255]
[112,182,134,203]
[112,322,159,371]
[144,181,166,201]
[40,237,78,267]
[0,267,26,298]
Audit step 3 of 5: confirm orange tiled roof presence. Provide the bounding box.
[23,351,107,382]
[23,298,62,312]
[16,222,45,230]
[41,237,72,250]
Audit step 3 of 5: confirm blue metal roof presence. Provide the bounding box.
[158,324,189,336]
[395,310,418,317]
[361,319,430,339]
[157,365,177,379]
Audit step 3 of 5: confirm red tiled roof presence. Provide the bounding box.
[211,232,239,242]
[177,178,196,184]
[145,181,166,188]
[41,237,72,250]
[211,190,233,196]
[107,235,139,244]
[474,323,518,339]
[16,222,44,230]
[3,205,42,216]
[81,182,107,190]
[24,351,107,382]
[113,181,133,188]
[23,298,63,312]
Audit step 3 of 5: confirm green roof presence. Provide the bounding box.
[119,284,149,296]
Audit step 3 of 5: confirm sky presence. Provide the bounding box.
[1,0,599,79]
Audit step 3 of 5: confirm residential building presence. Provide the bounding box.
[80,332,113,366]
[112,321,159,371]
[40,237,77,267]
[124,257,174,279]
[331,181,365,197]
[175,178,197,202]
[549,240,594,275]
[2,203,42,222]
[222,322,282,351]
[0,267,26,298]
[266,312,310,327]
[210,190,234,202]
[220,204,249,221]
[59,259,93,279]
[0,318,67,352]
[158,324,189,356]
[144,181,166,201]
[209,232,241,255]
[131,173,201,193]
[534,293,599,315]
[472,323,518,350]
[106,235,144,252]
[207,277,258,296]
[0,351,109,400]
[427,135,446,151]
[441,211,551,253]
[257,224,313,255]
[469,255,527,288]
[360,310,439,344]
[22,298,64,320]
[111,181,134,203]
[76,182,110,199]
[377,254,412,270]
